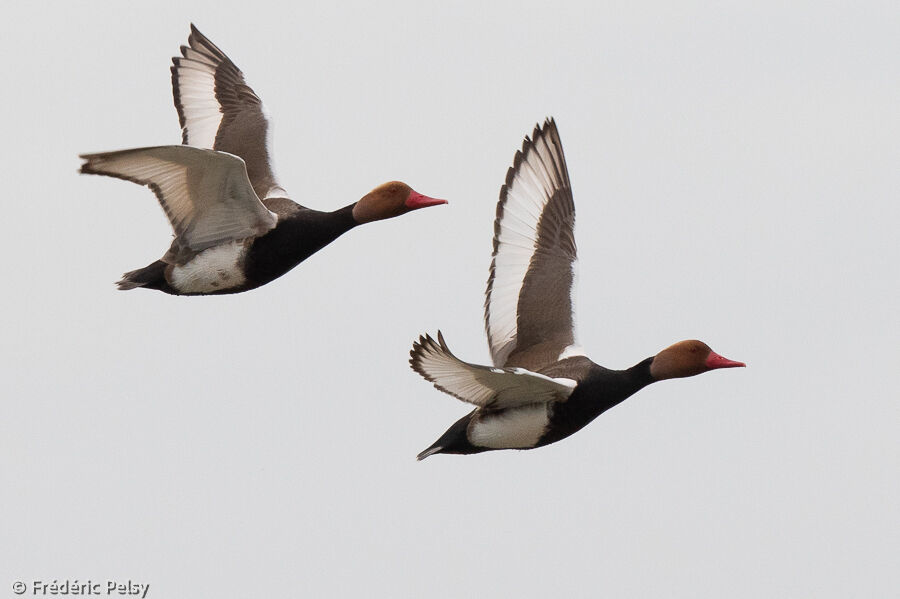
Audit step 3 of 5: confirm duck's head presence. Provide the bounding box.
[650,340,745,381]
[352,181,447,224]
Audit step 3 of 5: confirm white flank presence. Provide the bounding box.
[470,404,550,449]
[171,241,247,293]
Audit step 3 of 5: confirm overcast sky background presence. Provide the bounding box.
[1,1,897,597]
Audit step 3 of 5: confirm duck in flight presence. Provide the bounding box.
[80,25,446,295]
[410,119,744,460]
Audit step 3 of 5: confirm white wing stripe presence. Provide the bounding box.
[520,161,553,199]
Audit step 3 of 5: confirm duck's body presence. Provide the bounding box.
[411,119,743,459]
[417,354,655,458]
[80,25,444,295]
[121,202,357,295]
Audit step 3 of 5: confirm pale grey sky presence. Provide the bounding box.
[1,1,897,597]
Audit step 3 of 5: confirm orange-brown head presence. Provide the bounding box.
[649,340,745,381]
[351,181,447,224]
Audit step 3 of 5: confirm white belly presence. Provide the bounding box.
[170,242,247,293]
[469,404,550,449]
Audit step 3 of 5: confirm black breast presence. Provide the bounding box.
[242,204,357,289]
[537,357,654,447]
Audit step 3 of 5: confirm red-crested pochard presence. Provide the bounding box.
[410,119,744,459]
[80,25,445,295]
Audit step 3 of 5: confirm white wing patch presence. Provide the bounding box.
[409,332,576,410]
[486,227,536,364]
[172,51,223,149]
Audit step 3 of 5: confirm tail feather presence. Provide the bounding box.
[117,261,167,291]
[116,277,142,291]
[416,444,444,461]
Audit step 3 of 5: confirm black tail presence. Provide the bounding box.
[117,260,168,291]
[416,412,483,461]
[416,443,444,461]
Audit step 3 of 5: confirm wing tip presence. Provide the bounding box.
[187,23,205,49]
[409,332,431,375]
[409,330,443,375]
[78,153,120,178]
[410,331,468,401]
[184,23,229,64]
[497,116,561,204]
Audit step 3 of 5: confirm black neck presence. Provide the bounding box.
[280,204,358,252]
[591,357,655,411]
[539,357,657,447]
[626,356,656,391]
[243,204,358,287]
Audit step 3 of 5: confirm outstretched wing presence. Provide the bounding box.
[485,118,580,370]
[80,145,276,251]
[171,24,286,201]
[409,332,576,410]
